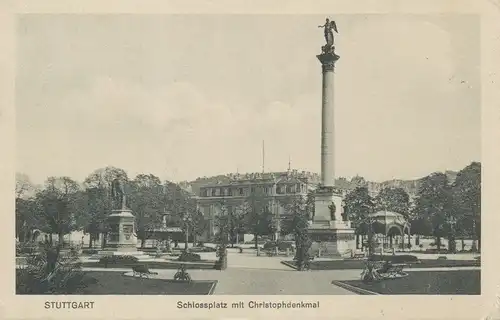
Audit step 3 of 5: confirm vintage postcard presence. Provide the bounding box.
[1,0,500,319]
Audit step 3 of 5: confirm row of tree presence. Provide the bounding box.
[16,162,481,254]
[343,162,481,251]
[211,161,481,257]
[15,166,205,248]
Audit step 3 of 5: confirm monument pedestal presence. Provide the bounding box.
[308,187,355,258]
[92,209,151,261]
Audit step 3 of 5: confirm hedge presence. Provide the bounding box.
[368,254,419,263]
[177,252,201,262]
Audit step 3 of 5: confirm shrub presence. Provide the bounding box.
[190,246,217,253]
[263,241,276,250]
[263,241,294,251]
[16,242,39,256]
[368,254,419,263]
[177,252,201,262]
[17,245,93,294]
[81,249,99,255]
[99,255,139,266]
[425,248,449,254]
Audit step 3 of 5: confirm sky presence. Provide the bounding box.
[16,14,480,185]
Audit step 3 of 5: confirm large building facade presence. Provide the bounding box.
[196,170,319,240]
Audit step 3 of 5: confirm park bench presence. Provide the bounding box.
[132,264,158,278]
[265,249,278,257]
[352,252,365,259]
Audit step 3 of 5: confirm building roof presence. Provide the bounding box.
[199,171,315,189]
[368,211,406,218]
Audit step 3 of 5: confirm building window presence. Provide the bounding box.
[239,188,244,196]
[286,185,293,193]
[251,187,255,194]
[227,188,232,196]
[264,187,269,194]
[211,189,216,197]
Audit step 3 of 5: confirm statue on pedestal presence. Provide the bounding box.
[111,178,128,210]
[342,201,349,221]
[318,18,338,54]
[328,202,336,221]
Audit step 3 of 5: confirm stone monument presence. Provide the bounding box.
[93,178,151,260]
[308,18,355,257]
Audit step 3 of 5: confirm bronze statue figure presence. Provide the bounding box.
[328,202,336,221]
[318,18,338,54]
[341,202,349,221]
[111,178,127,210]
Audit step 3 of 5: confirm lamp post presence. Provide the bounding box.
[361,204,375,256]
[183,213,192,252]
[447,215,457,253]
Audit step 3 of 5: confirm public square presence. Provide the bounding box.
[15,14,480,296]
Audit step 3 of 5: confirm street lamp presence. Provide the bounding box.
[183,213,192,251]
[360,204,375,256]
[447,215,457,253]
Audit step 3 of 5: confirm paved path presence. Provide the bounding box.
[61,250,483,295]
[82,252,356,294]
[80,268,359,294]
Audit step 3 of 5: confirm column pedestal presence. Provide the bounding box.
[92,209,152,261]
[308,187,355,258]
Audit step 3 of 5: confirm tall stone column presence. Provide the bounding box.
[307,24,355,257]
[317,52,340,188]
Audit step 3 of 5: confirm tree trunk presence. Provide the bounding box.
[471,219,478,252]
[88,234,93,248]
[254,234,260,256]
[436,236,441,253]
[58,233,64,248]
[449,232,456,253]
[49,234,53,244]
[46,245,59,275]
[356,234,360,249]
[139,232,146,248]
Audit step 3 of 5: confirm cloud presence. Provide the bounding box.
[16,15,480,184]
[43,77,320,181]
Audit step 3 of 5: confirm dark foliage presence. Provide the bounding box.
[99,255,139,266]
[367,254,419,263]
[81,249,99,255]
[190,246,217,253]
[177,252,201,262]
[263,241,295,251]
[16,245,92,294]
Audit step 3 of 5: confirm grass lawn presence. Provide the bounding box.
[82,261,216,270]
[282,259,480,270]
[333,270,480,295]
[78,271,217,295]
